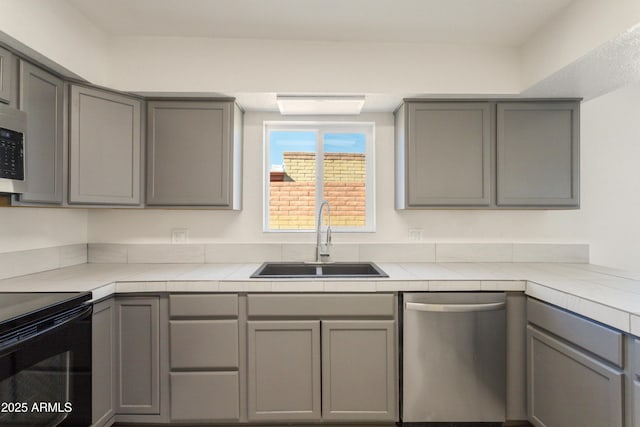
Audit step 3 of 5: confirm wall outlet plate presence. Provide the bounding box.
[408,228,423,241]
[171,228,189,243]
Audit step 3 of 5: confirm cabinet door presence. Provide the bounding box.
[116,297,160,415]
[527,325,623,427]
[247,321,321,422]
[0,46,12,104]
[322,320,396,422]
[92,299,116,427]
[146,101,232,206]
[18,61,64,204]
[170,372,239,422]
[406,102,491,206]
[497,102,579,207]
[69,85,141,204]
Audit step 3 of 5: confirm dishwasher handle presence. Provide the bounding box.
[405,301,505,313]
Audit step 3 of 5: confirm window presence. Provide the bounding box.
[264,122,375,232]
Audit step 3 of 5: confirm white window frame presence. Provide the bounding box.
[263,121,376,233]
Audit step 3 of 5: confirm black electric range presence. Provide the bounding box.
[0,292,91,335]
[0,292,93,426]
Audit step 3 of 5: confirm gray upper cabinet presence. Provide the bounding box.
[396,99,580,209]
[398,102,492,207]
[17,60,64,204]
[0,46,13,104]
[146,100,242,208]
[497,102,580,207]
[69,85,142,205]
[321,320,396,422]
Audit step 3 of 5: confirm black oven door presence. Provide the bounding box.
[0,304,92,426]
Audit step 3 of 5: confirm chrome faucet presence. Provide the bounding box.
[315,200,332,263]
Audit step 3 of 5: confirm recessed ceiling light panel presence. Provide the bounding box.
[276,95,365,115]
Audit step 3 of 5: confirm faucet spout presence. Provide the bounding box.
[316,200,332,263]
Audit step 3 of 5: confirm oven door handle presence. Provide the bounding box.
[0,304,92,354]
[405,301,505,313]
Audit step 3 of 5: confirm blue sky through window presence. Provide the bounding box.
[269,131,366,167]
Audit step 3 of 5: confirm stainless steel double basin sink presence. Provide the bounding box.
[251,262,387,278]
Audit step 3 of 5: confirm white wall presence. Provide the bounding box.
[520,0,640,90]
[108,36,520,95]
[88,111,588,245]
[579,82,640,272]
[0,0,110,85]
[0,207,88,253]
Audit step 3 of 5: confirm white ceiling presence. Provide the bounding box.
[67,0,573,46]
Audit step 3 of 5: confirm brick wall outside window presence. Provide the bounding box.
[269,152,366,229]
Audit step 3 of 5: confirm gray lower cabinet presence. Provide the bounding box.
[246,293,397,424]
[397,102,492,207]
[168,294,241,423]
[247,320,322,422]
[69,85,142,205]
[17,60,64,204]
[630,337,640,427]
[146,100,242,208]
[0,46,12,104]
[527,326,623,427]
[115,297,163,417]
[527,298,624,427]
[497,102,579,207]
[321,320,396,421]
[92,298,116,427]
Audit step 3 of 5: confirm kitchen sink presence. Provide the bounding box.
[251,262,387,278]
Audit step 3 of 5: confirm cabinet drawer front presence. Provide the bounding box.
[248,294,394,318]
[527,298,623,367]
[170,294,238,318]
[170,372,239,422]
[170,320,238,369]
[527,326,623,427]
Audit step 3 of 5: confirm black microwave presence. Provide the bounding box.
[0,104,27,194]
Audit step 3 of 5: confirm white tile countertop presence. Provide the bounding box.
[1,261,640,335]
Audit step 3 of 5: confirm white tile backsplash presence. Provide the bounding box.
[60,244,88,267]
[0,244,87,280]
[127,244,205,263]
[436,243,513,262]
[513,244,589,263]
[281,244,315,262]
[205,244,282,263]
[84,243,589,264]
[88,244,128,263]
[358,244,436,262]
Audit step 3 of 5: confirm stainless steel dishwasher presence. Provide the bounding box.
[402,292,506,424]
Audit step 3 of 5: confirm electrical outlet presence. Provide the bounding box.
[408,228,423,241]
[171,228,189,243]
